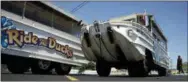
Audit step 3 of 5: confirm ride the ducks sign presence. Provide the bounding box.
[1,16,73,58]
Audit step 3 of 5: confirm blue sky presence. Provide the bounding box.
[50,1,187,69]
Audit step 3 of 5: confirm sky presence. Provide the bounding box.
[50,1,187,69]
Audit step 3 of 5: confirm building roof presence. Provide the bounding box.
[40,1,88,25]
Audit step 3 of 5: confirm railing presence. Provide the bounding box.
[110,21,154,40]
[110,21,168,54]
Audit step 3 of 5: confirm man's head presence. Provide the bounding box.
[178,55,181,59]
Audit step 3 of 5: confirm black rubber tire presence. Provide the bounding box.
[84,32,91,47]
[158,67,167,76]
[128,60,148,77]
[55,63,72,75]
[96,60,111,77]
[7,56,30,74]
[31,59,53,74]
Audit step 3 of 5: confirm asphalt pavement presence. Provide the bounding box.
[1,71,188,81]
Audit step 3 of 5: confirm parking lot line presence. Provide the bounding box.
[66,75,79,81]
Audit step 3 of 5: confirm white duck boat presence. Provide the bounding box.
[80,13,170,77]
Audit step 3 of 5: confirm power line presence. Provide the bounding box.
[71,1,89,13]
[70,1,86,13]
[70,1,89,13]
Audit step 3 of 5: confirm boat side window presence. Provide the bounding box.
[132,19,136,22]
[21,2,80,37]
[147,16,153,32]
[2,1,24,16]
[153,33,167,50]
[161,40,167,50]
[53,11,80,36]
[137,15,145,26]
[152,33,157,40]
[157,38,160,42]
[164,42,167,50]
[24,2,53,27]
[162,41,166,50]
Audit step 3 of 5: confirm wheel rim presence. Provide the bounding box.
[60,64,70,71]
[38,60,51,70]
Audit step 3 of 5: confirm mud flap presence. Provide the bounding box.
[107,27,114,44]
[84,32,91,47]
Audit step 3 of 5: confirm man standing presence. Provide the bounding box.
[177,55,184,74]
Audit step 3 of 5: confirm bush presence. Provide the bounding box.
[183,62,188,73]
[78,61,96,74]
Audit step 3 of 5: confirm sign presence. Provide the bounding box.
[1,16,73,58]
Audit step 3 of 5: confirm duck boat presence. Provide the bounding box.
[80,13,170,77]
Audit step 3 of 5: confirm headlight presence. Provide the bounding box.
[128,30,134,37]
[127,29,137,41]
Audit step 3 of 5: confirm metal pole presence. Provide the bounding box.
[150,16,153,34]
[22,1,27,19]
[71,22,73,36]
[51,11,54,28]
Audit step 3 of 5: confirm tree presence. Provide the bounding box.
[182,62,188,73]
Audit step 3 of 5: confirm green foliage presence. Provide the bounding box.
[182,62,188,73]
[77,61,96,74]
